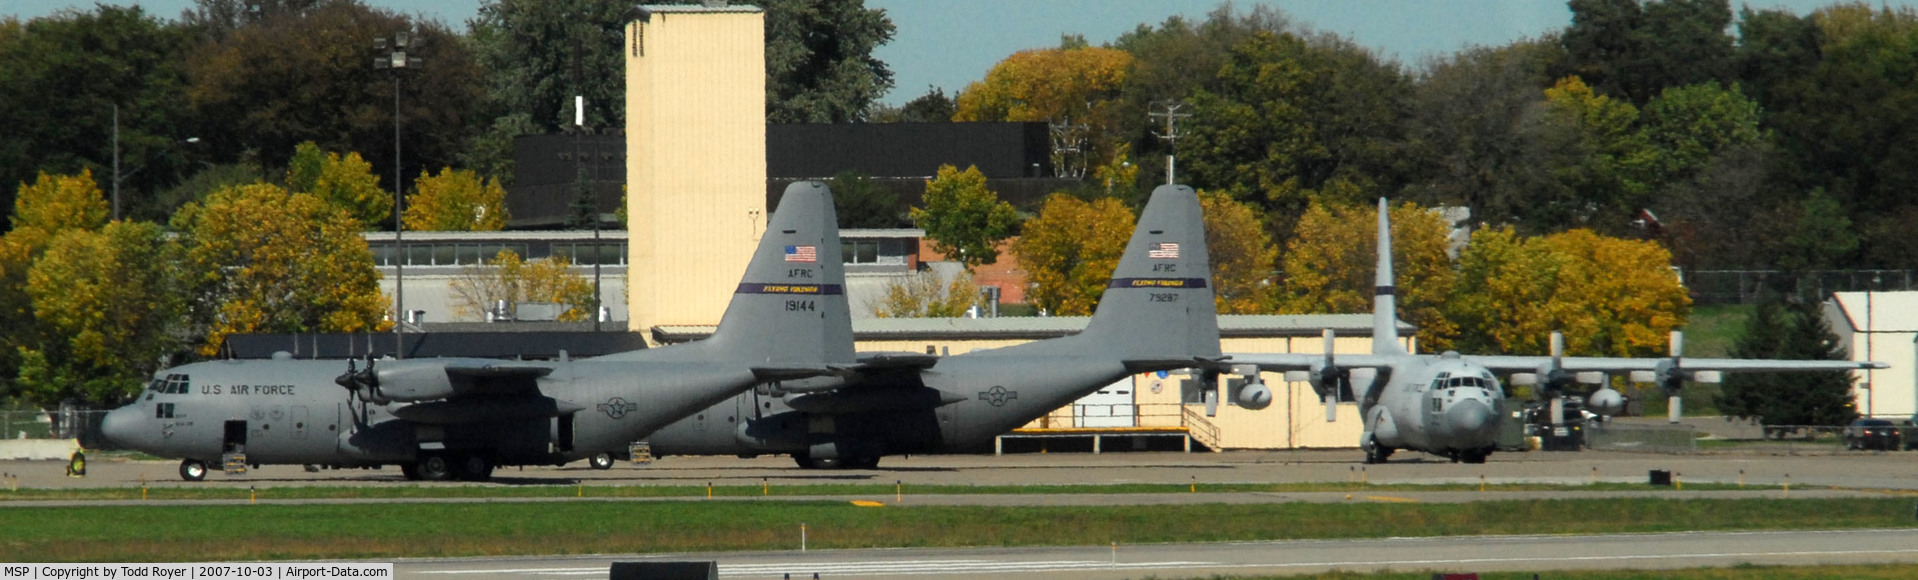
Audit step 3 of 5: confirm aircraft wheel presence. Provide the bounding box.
[400,463,421,480]
[793,455,841,469]
[457,455,493,482]
[179,459,208,482]
[1461,449,1488,464]
[417,454,453,481]
[589,452,615,470]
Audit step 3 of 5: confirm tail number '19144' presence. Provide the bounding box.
[786,300,816,312]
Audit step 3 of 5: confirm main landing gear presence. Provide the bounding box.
[179,459,208,481]
[401,452,493,482]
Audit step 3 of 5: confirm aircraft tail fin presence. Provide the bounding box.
[1081,184,1222,362]
[1373,197,1405,355]
[703,181,856,365]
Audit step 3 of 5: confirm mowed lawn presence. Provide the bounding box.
[3,497,1912,561]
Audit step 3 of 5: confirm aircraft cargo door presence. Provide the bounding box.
[1073,378,1136,428]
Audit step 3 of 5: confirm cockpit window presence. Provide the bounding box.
[158,374,190,394]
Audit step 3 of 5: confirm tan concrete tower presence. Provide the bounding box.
[625,5,767,339]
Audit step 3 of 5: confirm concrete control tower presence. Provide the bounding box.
[624,4,768,340]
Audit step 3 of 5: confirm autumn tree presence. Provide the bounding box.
[404,167,509,231]
[954,44,1133,176]
[1448,227,1691,358]
[1011,194,1134,316]
[287,142,390,228]
[170,183,389,355]
[1198,190,1276,314]
[910,165,1019,269]
[872,267,979,318]
[1279,200,1457,350]
[449,249,596,322]
[1532,76,1651,233]
[0,170,112,403]
[15,222,181,407]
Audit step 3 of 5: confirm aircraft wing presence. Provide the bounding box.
[1226,353,1404,371]
[443,362,553,397]
[1457,355,1887,374]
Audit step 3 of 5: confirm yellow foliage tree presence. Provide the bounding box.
[450,249,597,322]
[1199,190,1278,314]
[1448,226,1691,358]
[404,167,510,231]
[872,268,980,318]
[1279,200,1458,350]
[0,170,112,393]
[171,183,389,355]
[18,222,181,406]
[287,141,391,228]
[954,45,1133,176]
[1011,194,1135,316]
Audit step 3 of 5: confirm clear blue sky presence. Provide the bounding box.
[2,0,1907,105]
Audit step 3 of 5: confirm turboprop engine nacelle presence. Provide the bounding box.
[1233,364,1272,410]
[1587,387,1625,416]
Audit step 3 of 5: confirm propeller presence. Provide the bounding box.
[1510,331,1574,397]
[1286,329,1348,422]
[333,355,387,404]
[1624,331,1712,422]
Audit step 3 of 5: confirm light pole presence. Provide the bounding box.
[375,30,421,357]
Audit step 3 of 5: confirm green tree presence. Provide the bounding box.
[287,142,391,228]
[1559,0,1734,104]
[758,0,896,123]
[16,221,181,407]
[910,165,1019,269]
[404,167,509,231]
[449,249,597,322]
[1178,29,1410,233]
[185,1,483,193]
[170,183,389,355]
[1279,201,1458,351]
[1198,189,1276,314]
[0,6,194,223]
[1402,40,1563,227]
[1774,188,1858,272]
[827,171,902,229]
[872,268,979,318]
[869,86,955,123]
[1533,76,1650,233]
[1715,294,1858,427]
[1011,194,1134,316]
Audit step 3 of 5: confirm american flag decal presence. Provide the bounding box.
[1148,242,1180,259]
[784,245,817,262]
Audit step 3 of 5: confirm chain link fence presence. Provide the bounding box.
[1685,269,1918,305]
[2,409,109,447]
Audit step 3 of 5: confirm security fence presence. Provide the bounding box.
[1685,269,1918,305]
[2,409,109,447]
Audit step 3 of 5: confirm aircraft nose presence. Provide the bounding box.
[100,406,139,448]
[1445,398,1496,437]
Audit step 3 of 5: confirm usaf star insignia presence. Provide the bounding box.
[598,397,640,419]
[978,386,1018,407]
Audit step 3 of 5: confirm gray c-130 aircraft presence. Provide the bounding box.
[644,184,1253,468]
[101,182,857,481]
[1232,198,1890,464]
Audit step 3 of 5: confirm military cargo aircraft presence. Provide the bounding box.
[645,184,1245,468]
[101,182,856,481]
[1233,198,1890,464]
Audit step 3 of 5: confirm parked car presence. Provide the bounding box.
[1844,418,1901,451]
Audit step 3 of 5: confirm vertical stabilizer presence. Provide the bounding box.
[1373,197,1405,355]
[703,181,855,364]
[1082,184,1222,362]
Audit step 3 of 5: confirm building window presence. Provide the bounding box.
[844,239,908,265]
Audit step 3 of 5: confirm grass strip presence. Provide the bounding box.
[2,497,1911,562]
[1216,563,1918,579]
[0,480,1778,502]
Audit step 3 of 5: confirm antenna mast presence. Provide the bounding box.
[1148,100,1189,185]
